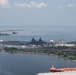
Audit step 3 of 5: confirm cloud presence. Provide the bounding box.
[0,0,10,8]
[58,4,76,10]
[35,2,47,8]
[67,4,75,8]
[14,1,47,8]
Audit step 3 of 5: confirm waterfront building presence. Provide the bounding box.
[57,39,63,44]
[55,44,75,47]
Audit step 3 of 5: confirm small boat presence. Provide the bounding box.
[50,65,76,72]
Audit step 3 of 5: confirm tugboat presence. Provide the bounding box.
[50,65,76,72]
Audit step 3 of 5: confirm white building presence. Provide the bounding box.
[57,39,63,44]
[55,44,75,47]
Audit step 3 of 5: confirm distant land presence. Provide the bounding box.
[0,37,76,60]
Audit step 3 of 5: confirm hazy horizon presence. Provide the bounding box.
[0,0,76,42]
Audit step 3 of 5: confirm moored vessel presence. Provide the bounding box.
[50,65,76,72]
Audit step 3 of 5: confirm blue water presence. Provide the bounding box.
[0,25,76,75]
[0,26,76,42]
[0,51,76,75]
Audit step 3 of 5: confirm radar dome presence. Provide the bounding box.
[50,40,54,42]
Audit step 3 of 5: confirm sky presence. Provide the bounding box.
[0,0,76,41]
[0,0,76,27]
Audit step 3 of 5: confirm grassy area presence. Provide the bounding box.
[3,46,76,60]
[52,53,76,60]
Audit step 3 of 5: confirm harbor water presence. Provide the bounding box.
[0,51,76,75]
[0,26,76,75]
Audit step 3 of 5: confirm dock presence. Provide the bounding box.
[37,71,76,75]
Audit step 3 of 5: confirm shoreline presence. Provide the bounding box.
[48,53,76,62]
[1,47,76,62]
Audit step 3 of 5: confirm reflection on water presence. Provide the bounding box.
[4,50,19,54]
